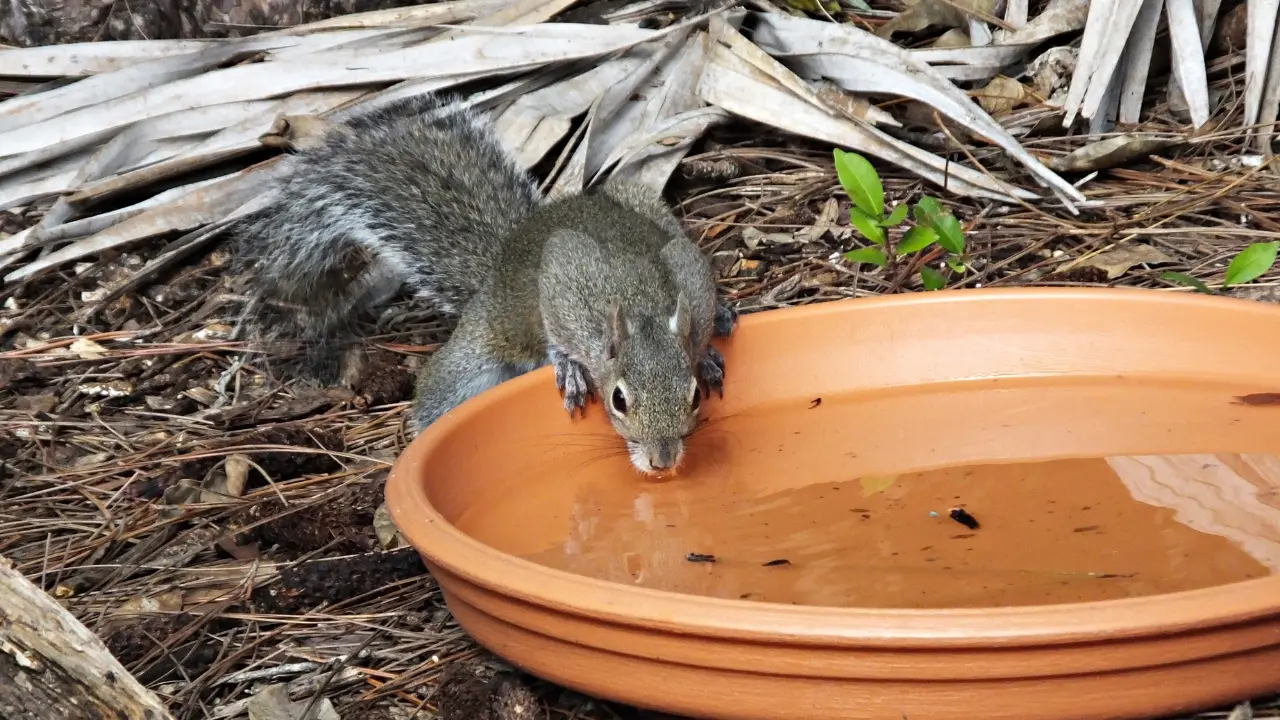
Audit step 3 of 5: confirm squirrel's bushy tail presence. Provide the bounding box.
[229,93,541,381]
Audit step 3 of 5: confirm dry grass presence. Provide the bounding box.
[5,25,1280,720]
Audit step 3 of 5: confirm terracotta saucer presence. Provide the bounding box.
[386,287,1280,720]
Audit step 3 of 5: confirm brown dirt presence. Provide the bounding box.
[352,348,417,409]
[432,665,541,720]
[103,613,239,685]
[249,547,427,614]
[233,477,386,557]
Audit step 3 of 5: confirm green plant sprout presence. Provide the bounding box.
[833,148,966,291]
[1163,240,1279,294]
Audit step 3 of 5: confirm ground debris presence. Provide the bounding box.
[247,684,340,720]
[432,664,540,720]
[250,547,427,614]
[104,613,236,685]
[233,478,386,557]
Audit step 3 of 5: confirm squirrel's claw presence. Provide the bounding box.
[552,351,592,417]
[698,346,726,399]
[713,303,737,337]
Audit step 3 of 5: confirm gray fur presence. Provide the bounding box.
[232,92,735,474]
[231,93,541,379]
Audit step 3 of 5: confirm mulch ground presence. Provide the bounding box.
[4,119,1280,718]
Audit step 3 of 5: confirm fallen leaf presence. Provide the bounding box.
[145,395,180,411]
[812,80,897,126]
[74,451,112,468]
[741,227,795,250]
[15,393,57,414]
[1025,46,1077,101]
[802,271,839,288]
[222,454,252,499]
[161,479,203,515]
[216,536,262,560]
[69,337,108,359]
[193,322,235,341]
[1047,134,1180,173]
[996,0,1089,45]
[732,258,765,277]
[931,28,972,47]
[974,75,1030,115]
[878,0,997,38]
[860,475,899,496]
[247,684,341,720]
[1075,243,1176,279]
[118,590,184,614]
[796,197,840,243]
[374,502,407,550]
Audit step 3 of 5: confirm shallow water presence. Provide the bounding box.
[455,377,1280,608]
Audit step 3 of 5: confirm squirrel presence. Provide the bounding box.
[231,93,736,474]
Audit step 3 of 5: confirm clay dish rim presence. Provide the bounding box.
[386,287,1280,650]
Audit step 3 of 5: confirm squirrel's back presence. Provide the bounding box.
[231,94,541,376]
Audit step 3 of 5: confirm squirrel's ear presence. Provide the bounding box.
[605,300,627,360]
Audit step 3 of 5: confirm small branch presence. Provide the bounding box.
[0,555,175,720]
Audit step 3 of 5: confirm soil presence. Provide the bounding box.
[233,477,386,557]
[104,614,240,685]
[432,665,541,720]
[249,547,427,614]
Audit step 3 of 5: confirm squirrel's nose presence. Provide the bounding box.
[647,440,684,471]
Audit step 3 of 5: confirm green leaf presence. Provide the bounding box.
[1223,241,1280,287]
[881,204,909,227]
[786,0,840,11]
[945,256,966,273]
[897,226,938,255]
[933,214,965,255]
[844,247,888,267]
[920,266,946,290]
[849,207,886,246]
[834,149,884,218]
[914,196,944,226]
[1161,271,1212,294]
[912,196,965,255]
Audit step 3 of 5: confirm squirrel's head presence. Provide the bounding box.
[598,296,702,475]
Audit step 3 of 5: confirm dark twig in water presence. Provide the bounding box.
[949,508,980,530]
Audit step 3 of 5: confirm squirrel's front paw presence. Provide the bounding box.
[552,353,592,416]
[714,303,737,337]
[698,346,726,398]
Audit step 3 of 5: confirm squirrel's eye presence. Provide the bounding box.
[611,386,628,414]
[690,386,701,411]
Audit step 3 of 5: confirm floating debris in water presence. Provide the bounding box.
[685,553,717,563]
[928,510,940,518]
[1234,392,1280,406]
[762,559,791,567]
[808,397,823,409]
[949,507,980,530]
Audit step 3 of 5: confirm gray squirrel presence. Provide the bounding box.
[231,93,736,473]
